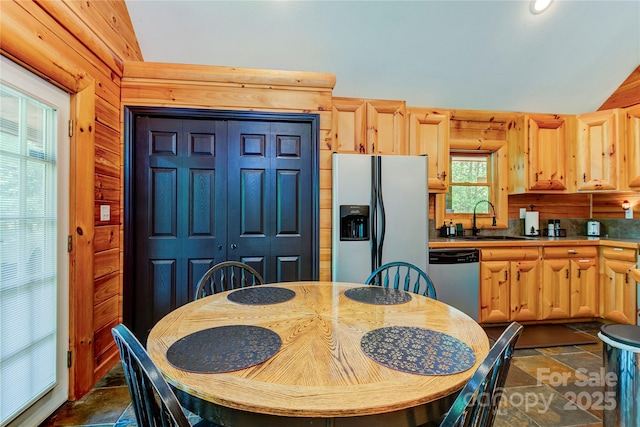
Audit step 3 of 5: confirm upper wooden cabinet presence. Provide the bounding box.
[331,97,406,155]
[575,109,624,191]
[624,104,640,190]
[508,114,574,194]
[407,108,450,193]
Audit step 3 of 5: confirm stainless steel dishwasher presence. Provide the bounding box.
[428,248,480,321]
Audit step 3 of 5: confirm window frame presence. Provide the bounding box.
[435,142,508,232]
[0,56,70,427]
[446,153,492,214]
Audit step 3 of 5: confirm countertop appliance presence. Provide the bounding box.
[332,153,428,283]
[587,220,601,236]
[428,248,480,321]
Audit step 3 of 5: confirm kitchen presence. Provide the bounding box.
[1,1,639,426]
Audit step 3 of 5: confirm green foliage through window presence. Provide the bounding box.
[445,154,491,214]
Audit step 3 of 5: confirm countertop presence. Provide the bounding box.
[429,236,640,249]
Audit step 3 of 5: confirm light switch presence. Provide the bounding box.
[625,209,633,219]
[100,205,110,221]
[519,208,527,219]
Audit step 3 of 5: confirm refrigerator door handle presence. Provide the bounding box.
[376,156,386,265]
[370,156,378,272]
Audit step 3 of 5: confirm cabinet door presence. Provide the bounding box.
[527,115,568,191]
[625,105,640,189]
[367,100,407,155]
[541,259,571,319]
[480,260,511,323]
[408,108,450,192]
[576,110,620,191]
[331,97,367,154]
[601,258,637,324]
[570,258,598,318]
[510,260,540,321]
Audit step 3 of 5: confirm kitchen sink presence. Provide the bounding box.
[455,235,538,241]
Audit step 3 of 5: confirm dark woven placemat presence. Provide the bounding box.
[361,326,476,375]
[166,325,282,373]
[344,286,412,305]
[227,286,295,305]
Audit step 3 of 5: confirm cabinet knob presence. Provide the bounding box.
[230,243,237,250]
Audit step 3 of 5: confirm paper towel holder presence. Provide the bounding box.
[524,205,540,236]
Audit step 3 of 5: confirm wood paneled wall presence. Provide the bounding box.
[1,0,141,399]
[508,192,640,219]
[600,65,640,110]
[2,0,639,402]
[121,62,336,280]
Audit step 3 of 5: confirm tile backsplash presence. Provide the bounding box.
[429,219,640,240]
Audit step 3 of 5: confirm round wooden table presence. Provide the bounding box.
[147,281,490,427]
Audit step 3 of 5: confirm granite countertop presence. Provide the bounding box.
[429,236,640,249]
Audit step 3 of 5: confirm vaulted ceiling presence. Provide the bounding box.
[124,0,640,114]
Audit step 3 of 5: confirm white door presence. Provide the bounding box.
[0,57,70,427]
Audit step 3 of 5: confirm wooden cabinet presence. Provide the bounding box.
[541,246,598,320]
[508,114,573,193]
[600,245,638,324]
[624,104,640,190]
[331,97,406,155]
[408,108,450,193]
[479,248,540,323]
[575,109,623,191]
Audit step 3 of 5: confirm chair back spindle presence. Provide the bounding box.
[111,324,192,427]
[195,261,264,300]
[439,322,523,427]
[365,261,437,299]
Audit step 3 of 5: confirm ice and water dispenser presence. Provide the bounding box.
[339,205,369,241]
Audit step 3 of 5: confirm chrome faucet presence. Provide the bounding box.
[472,200,497,236]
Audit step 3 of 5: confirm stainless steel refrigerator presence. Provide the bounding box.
[332,153,429,283]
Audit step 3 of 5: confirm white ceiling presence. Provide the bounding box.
[125,0,640,114]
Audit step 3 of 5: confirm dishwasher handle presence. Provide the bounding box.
[429,249,479,264]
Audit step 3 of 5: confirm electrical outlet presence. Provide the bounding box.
[519,208,527,219]
[625,209,633,219]
[100,205,110,221]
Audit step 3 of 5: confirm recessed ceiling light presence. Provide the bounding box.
[531,0,553,14]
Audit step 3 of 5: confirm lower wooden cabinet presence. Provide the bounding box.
[480,248,540,323]
[541,246,598,320]
[600,245,638,324]
[479,245,602,324]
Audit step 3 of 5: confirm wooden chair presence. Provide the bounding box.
[194,261,264,300]
[438,322,523,427]
[365,261,437,299]
[111,324,216,427]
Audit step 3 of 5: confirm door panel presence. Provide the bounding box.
[131,113,316,340]
[228,120,313,283]
[134,117,227,340]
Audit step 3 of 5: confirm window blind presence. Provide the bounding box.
[0,84,58,425]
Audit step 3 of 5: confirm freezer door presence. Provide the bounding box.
[378,155,429,273]
[332,153,374,283]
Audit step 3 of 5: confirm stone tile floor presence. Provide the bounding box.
[40,322,608,427]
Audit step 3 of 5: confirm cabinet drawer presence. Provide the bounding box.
[601,246,637,262]
[543,246,598,259]
[481,248,539,261]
